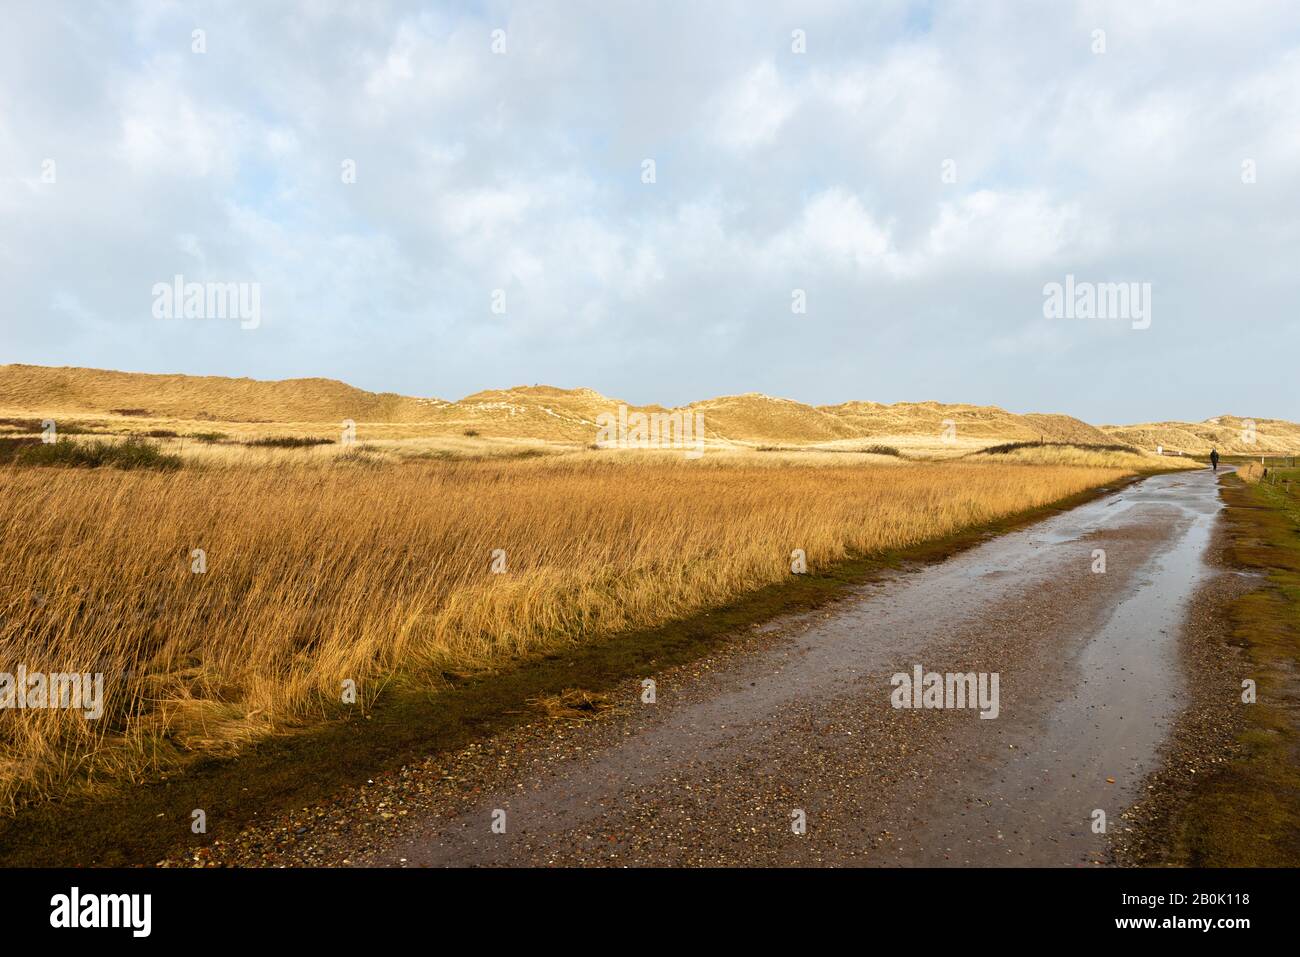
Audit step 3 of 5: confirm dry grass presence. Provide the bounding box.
[527,688,622,723]
[970,443,1202,470]
[1238,461,1267,483]
[0,454,1129,809]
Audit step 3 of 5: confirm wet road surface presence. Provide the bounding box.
[362,468,1226,867]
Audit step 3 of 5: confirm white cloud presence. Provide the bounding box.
[113,65,246,178]
[1,0,1297,422]
[765,189,898,274]
[714,61,798,150]
[923,190,1095,271]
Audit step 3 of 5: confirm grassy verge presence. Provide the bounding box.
[0,473,1143,867]
[1156,470,1300,865]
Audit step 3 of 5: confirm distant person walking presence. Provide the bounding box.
[1210,448,1220,472]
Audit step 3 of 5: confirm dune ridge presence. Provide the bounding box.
[1,363,1295,453]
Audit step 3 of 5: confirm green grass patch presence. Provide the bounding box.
[1157,475,1300,866]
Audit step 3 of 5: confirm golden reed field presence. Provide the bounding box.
[1,452,1146,809]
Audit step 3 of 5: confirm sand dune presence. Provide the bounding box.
[1101,415,1300,455]
[1,363,1294,453]
[0,363,445,423]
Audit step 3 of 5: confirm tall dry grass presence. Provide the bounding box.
[0,456,1127,808]
[972,444,1202,470]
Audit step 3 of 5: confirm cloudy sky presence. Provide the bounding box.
[3,1,1298,423]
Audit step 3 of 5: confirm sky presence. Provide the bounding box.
[3,0,1299,424]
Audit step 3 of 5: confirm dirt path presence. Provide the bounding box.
[354,468,1222,867]
[165,468,1229,867]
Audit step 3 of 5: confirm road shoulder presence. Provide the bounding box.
[1114,472,1300,866]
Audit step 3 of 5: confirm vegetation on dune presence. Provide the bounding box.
[4,436,180,471]
[0,417,105,435]
[0,456,1128,808]
[977,440,1137,456]
[0,437,37,464]
[759,443,901,456]
[243,435,335,448]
